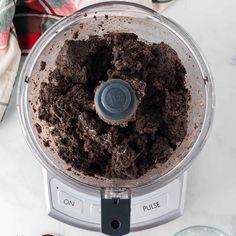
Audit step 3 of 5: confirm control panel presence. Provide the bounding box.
[43,169,187,232]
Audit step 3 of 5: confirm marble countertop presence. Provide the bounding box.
[1,0,236,235]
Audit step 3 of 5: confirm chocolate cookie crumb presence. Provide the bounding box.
[33,106,36,113]
[35,123,42,133]
[73,32,79,39]
[204,76,209,84]
[43,140,50,147]
[40,61,46,71]
[79,23,83,29]
[25,76,29,83]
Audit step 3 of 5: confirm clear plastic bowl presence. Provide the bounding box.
[174,226,229,236]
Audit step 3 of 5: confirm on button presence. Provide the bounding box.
[58,191,83,214]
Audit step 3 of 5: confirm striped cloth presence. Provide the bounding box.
[0,0,175,121]
[0,0,80,121]
[14,6,61,56]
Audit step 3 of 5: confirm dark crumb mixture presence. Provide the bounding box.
[37,33,190,179]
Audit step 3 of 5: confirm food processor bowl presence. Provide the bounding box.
[17,1,214,234]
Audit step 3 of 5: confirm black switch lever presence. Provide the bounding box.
[101,191,131,236]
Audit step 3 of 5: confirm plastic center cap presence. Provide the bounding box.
[95,79,137,123]
[101,84,131,113]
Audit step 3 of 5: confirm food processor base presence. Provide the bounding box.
[43,169,187,232]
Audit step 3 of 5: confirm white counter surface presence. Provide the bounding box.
[0,0,236,235]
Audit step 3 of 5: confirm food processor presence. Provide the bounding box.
[17,2,214,235]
